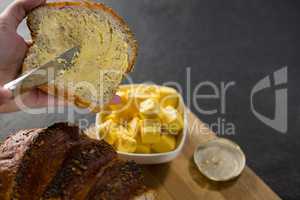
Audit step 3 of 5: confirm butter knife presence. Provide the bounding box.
[4,46,80,97]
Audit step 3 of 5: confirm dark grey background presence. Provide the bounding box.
[99,0,299,199]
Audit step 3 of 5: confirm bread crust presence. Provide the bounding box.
[24,1,138,112]
[0,124,154,200]
[0,124,81,200]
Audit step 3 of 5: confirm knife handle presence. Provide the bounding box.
[3,68,39,97]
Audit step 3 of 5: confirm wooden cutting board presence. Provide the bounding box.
[142,110,281,200]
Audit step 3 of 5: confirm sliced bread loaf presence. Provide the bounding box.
[22,1,138,111]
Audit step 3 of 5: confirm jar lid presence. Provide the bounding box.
[193,138,246,181]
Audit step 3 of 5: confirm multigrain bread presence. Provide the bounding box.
[0,124,82,200]
[0,123,155,200]
[22,1,138,111]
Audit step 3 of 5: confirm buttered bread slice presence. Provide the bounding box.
[22,1,137,111]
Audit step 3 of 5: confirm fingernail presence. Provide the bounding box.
[110,95,121,104]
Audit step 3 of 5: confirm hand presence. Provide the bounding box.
[0,0,121,113]
[0,0,58,113]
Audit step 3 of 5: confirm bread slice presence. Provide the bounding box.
[0,123,156,200]
[22,1,138,111]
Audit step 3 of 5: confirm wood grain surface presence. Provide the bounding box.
[142,110,282,200]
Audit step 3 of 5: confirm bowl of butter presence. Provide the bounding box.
[93,84,187,164]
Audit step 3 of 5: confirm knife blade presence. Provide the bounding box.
[4,46,80,97]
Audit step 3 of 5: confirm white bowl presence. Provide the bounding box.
[96,84,187,164]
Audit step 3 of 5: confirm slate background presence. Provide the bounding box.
[0,0,299,199]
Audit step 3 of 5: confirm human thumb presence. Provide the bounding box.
[0,87,13,105]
